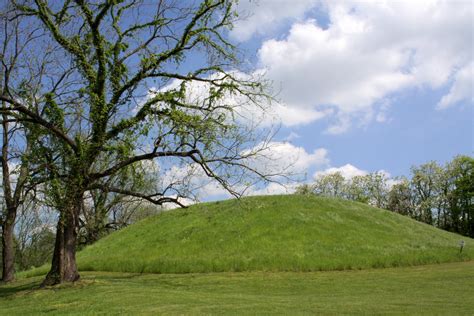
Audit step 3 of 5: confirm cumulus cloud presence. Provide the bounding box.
[244,141,329,176]
[143,70,333,128]
[158,142,329,201]
[230,0,319,41]
[245,182,299,196]
[266,103,332,127]
[139,2,472,133]
[313,163,367,180]
[256,0,473,132]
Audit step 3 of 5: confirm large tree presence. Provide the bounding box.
[1,0,278,285]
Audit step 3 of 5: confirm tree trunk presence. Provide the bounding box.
[42,200,81,286]
[1,214,16,282]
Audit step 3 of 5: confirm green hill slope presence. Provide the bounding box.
[77,195,473,274]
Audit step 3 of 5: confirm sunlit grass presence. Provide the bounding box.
[8,195,474,314]
[61,195,474,274]
[2,262,474,315]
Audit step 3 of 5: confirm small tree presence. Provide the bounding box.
[346,175,370,204]
[14,205,55,271]
[410,161,443,224]
[387,177,414,217]
[363,172,389,209]
[294,183,314,195]
[313,172,346,198]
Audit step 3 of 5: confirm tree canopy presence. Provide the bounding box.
[0,0,281,285]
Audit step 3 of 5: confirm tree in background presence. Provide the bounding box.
[296,155,474,238]
[345,175,370,204]
[363,172,389,209]
[1,0,281,285]
[309,171,389,208]
[294,183,314,196]
[410,161,443,225]
[445,156,473,236]
[387,177,414,217]
[312,172,345,198]
[14,206,55,271]
[78,160,162,246]
[0,9,40,281]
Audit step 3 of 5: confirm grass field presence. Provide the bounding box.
[2,261,473,314]
[66,195,473,274]
[6,195,473,314]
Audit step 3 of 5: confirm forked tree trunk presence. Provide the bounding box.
[42,200,81,286]
[1,214,16,282]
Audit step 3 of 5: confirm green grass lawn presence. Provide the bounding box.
[64,195,473,275]
[2,261,473,315]
[4,196,474,314]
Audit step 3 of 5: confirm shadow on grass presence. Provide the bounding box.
[0,280,40,298]
[0,272,146,300]
[86,272,144,282]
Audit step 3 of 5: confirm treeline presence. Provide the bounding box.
[296,155,473,237]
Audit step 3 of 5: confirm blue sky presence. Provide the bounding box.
[224,0,473,187]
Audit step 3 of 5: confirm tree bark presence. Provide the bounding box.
[41,199,81,286]
[1,213,16,282]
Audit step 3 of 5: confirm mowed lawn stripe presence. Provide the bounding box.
[2,261,473,314]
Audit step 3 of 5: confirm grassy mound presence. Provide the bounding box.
[76,195,472,273]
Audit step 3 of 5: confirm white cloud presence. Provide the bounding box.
[314,163,367,180]
[238,142,330,196]
[144,71,290,128]
[146,71,333,129]
[270,103,331,126]
[160,163,229,199]
[313,164,401,190]
[257,0,473,132]
[244,141,329,176]
[157,142,329,201]
[245,182,298,196]
[437,62,474,109]
[230,0,319,41]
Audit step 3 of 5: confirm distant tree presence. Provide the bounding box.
[78,159,156,246]
[410,161,443,225]
[345,175,370,204]
[294,183,314,196]
[445,156,474,237]
[0,199,55,274]
[295,156,473,238]
[363,172,389,209]
[387,177,414,217]
[313,172,346,198]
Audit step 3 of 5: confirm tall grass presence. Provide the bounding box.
[73,195,473,274]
